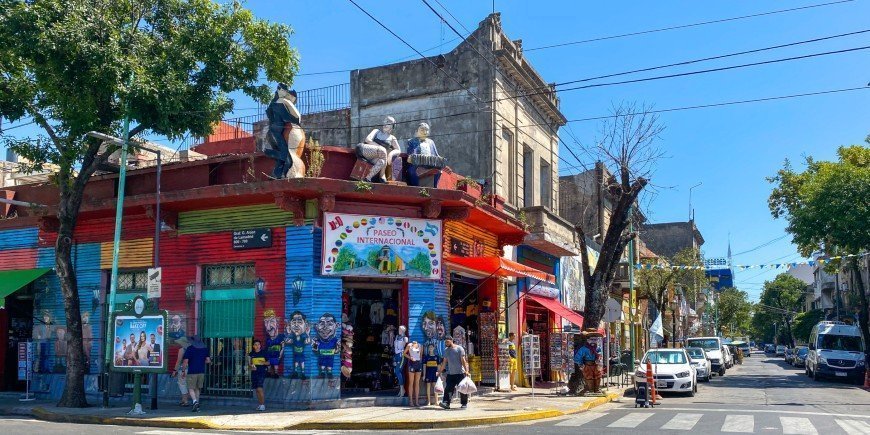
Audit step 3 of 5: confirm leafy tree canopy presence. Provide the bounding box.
[636,247,706,314]
[768,143,870,256]
[717,287,753,337]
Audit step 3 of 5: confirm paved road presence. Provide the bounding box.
[519,350,870,434]
[2,351,867,434]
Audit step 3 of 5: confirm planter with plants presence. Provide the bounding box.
[456,177,482,199]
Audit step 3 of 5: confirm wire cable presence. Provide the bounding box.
[346,0,486,105]
[524,0,856,52]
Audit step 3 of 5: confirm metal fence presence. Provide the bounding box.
[296,83,350,115]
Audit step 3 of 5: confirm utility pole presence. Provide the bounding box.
[102,75,133,410]
[628,205,637,371]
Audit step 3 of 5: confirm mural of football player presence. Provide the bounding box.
[312,313,339,379]
[168,313,186,342]
[434,315,447,357]
[284,311,310,379]
[263,309,285,377]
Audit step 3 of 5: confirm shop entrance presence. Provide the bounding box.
[449,276,481,356]
[1,285,34,391]
[341,280,402,392]
[524,299,552,382]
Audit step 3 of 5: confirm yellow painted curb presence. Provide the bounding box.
[27,390,623,431]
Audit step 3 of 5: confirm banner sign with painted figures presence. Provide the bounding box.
[322,213,443,280]
[111,296,168,373]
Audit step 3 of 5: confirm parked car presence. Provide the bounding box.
[792,346,808,367]
[687,337,726,376]
[765,344,776,353]
[806,321,866,384]
[737,342,752,358]
[686,347,711,382]
[634,348,697,396]
[775,345,786,356]
[722,345,734,368]
[784,347,795,364]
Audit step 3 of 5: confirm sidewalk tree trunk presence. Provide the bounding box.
[575,103,665,330]
[768,142,869,361]
[0,0,299,407]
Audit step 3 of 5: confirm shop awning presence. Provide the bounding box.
[445,256,555,283]
[0,268,51,309]
[525,293,585,328]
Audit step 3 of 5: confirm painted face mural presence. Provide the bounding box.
[264,309,280,339]
[435,316,446,340]
[421,311,437,340]
[288,312,308,336]
[316,313,337,340]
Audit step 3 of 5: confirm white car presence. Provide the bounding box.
[635,349,697,397]
[722,345,734,368]
[686,347,711,382]
[687,337,726,376]
[806,321,866,384]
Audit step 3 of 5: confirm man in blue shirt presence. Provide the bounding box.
[182,336,210,412]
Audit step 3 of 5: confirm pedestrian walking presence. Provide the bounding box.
[248,339,269,411]
[436,337,470,410]
[171,336,190,406]
[183,336,210,412]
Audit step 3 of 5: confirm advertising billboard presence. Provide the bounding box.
[111,297,168,373]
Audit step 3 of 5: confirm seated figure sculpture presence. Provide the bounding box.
[355,116,400,183]
[406,122,445,187]
[265,83,306,179]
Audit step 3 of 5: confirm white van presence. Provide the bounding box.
[686,337,726,376]
[806,321,866,384]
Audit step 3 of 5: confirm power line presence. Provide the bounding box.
[295,36,462,76]
[420,0,591,173]
[524,0,856,52]
[557,29,870,86]
[731,235,790,257]
[346,0,486,105]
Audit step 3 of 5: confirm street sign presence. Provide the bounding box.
[147,267,161,299]
[232,228,272,250]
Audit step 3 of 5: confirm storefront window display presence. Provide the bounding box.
[341,286,402,391]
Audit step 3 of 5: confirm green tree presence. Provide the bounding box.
[408,252,432,276]
[0,0,298,407]
[367,249,380,270]
[768,142,870,359]
[333,247,357,272]
[636,248,707,338]
[716,287,753,337]
[756,274,807,347]
[793,309,825,344]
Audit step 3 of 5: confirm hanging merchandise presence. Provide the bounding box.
[452,325,467,349]
[522,334,541,378]
[341,322,354,378]
[549,333,574,374]
[478,312,497,384]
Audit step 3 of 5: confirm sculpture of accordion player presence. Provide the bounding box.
[405,122,445,187]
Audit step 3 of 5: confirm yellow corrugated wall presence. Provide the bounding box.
[99,238,153,269]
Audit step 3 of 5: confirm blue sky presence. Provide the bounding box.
[4,1,869,299]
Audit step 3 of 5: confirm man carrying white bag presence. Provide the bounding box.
[436,337,472,409]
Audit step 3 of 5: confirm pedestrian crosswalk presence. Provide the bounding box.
[553,410,870,434]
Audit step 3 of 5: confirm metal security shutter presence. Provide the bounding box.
[201,289,255,338]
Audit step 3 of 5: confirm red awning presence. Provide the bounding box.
[445,256,555,283]
[525,293,585,328]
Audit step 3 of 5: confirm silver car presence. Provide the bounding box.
[686,347,711,382]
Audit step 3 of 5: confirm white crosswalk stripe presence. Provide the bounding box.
[660,413,703,430]
[780,416,818,435]
[554,412,607,427]
[836,419,870,435]
[721,414,754,433]
[607,412,655,428]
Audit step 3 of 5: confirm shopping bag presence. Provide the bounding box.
[457,376,477,395]
[434,377,445,394]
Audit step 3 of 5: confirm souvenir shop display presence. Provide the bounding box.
[497,340,513,390]
[478,312,497,385]
[549,333,574,373]
[342,287,401,391]
[522,334,541,378]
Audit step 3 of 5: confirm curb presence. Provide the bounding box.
[22,391,621,431]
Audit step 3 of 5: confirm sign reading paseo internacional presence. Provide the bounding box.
[322,212,443,280]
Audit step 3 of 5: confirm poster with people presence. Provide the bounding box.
[112,314,167,372]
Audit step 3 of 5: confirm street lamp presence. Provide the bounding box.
[256,277,266,300]
[291,277,304,306]
[185,283,196,301]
